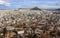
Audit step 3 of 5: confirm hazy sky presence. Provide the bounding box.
[0,0,60,9]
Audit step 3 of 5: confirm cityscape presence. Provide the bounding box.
[0,0,60,38]
[0,7,60,38]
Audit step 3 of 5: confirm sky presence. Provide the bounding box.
[0,0,60,9]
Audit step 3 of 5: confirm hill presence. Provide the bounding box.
[30,7,41,10]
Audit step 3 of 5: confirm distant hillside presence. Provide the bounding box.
[45,8,60,11]
[55,8,60,11]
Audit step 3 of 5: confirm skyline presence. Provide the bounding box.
[0,0,60,10]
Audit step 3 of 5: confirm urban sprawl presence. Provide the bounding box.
[0,9,60,38]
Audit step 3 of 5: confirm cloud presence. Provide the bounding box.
[48,6,60,8]
[39,4,60,9]
[0,0,11,6]
[0,0,59,9]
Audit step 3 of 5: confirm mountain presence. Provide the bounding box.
[30,7,41,10]
[55,8,60,11]
[45,8,60,11]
